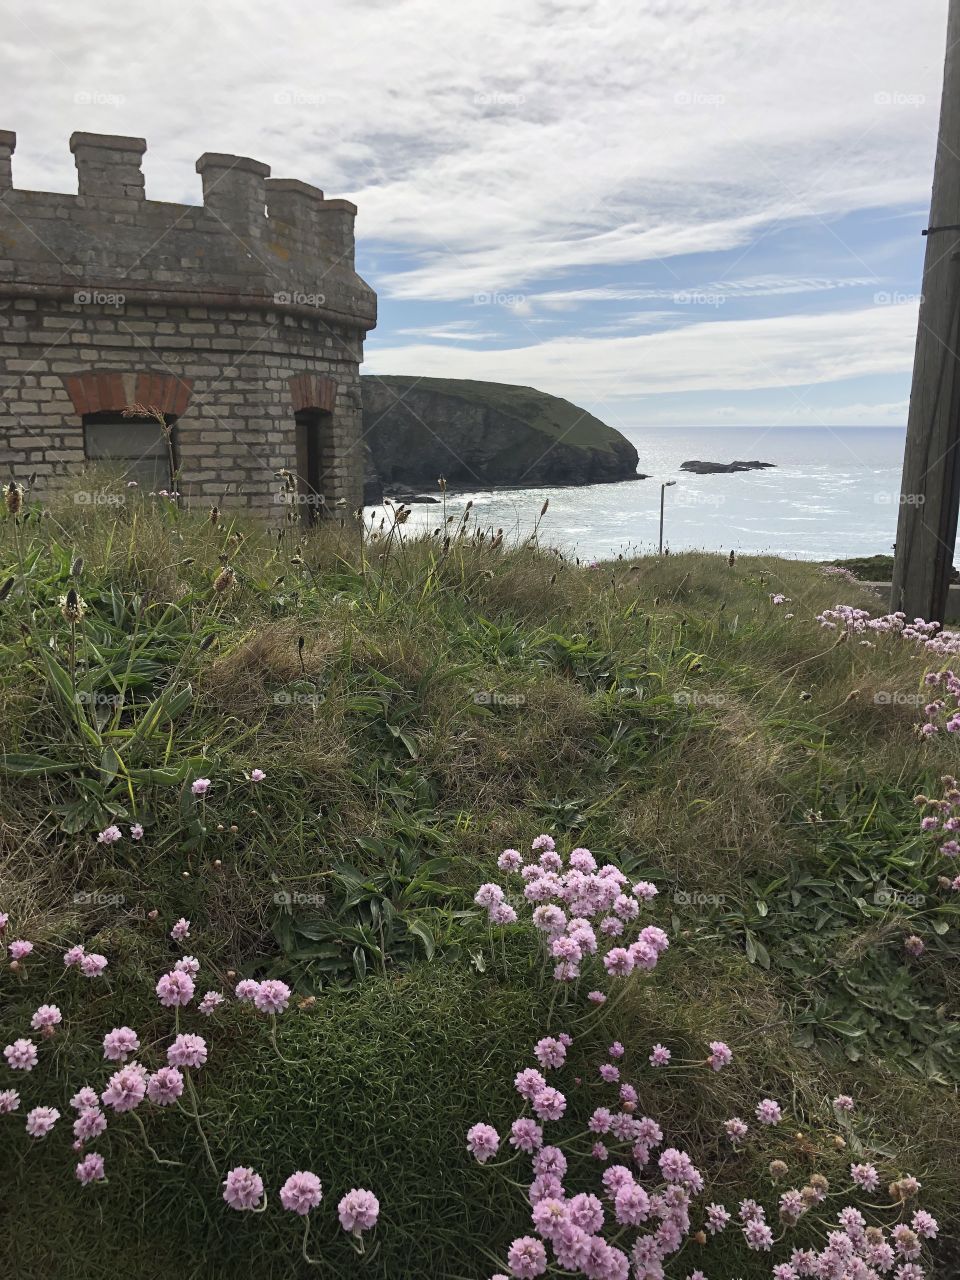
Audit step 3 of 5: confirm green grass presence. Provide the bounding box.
[830,554,896,581]
[1,481,958,1277]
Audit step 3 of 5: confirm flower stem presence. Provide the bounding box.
[301,1217,324,1269]
[183,1069,218,1178]
[130,1108,183,1166]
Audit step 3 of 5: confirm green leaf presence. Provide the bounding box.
[0,753,83,776]
[407,917,436,961]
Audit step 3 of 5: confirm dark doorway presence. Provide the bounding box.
[294,408,333,523]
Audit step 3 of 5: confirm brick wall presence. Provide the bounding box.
[0,132,376,519]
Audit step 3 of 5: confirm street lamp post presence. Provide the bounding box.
[659,480,676,555]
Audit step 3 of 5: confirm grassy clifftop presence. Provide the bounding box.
[0,485,957,1277]
[364,376,630,455]
[361,376,641,488]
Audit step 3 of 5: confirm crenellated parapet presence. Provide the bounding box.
[0,131,376,330]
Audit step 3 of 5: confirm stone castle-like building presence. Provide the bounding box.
[0,131,376,518]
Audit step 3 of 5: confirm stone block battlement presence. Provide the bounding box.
[0,131,376,330]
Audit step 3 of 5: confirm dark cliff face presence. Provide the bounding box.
[361,376,640,490]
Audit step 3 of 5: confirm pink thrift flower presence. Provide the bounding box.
[632,880,658,900]
[892,1224,922,1260]
[608,1041,625,1059]
[725,1117,748,1142]
[531,834,555,853]
[755,1099,782,1126]
[73,1107,107,1142]
[156,969,195,1007]
[129,824,144,840]
[912,1209,938,1240]
[706,1202,731,1234]
[30,1004,62,1032]
[174,955,200,976]
[26,1105,60,1138]
[337,1188,379,1234]
[4,1038,38,1071]
[70,1086,99,1111]
[63,944,85,967]
[569,847,597,871]
[190,778,211,797]
[534,1037,566,1070]
[497,849,523,872]
[587,990,607,1005]
[602,947,634,977]
[466,1122,500,1163]
[614,1181,651,1226]
[223,1166,264,1211]
[707,1040,733,1071]
[533,1145,567,1178]
[249,768,266,782]
[509,1117,543,1152]
[649,1044,671,1066]
[589,1106,613,1134]
[102,1064,147,1112]
[0,1089,20,1113]
[170,917,191,942]
[253,979,291,1015]
[489,901,518,925]
[167,1033,207,1070]
[147,1067,185,1107]
[514,1067,547,1101]
[833,1094,855,1113]
[851,1162,880,1191]
[592,1142,608,1160]
[904,934,925,958]
[76,1152,106,1185]
[103,1026,140,1062]
[279,1170,323,1215]
[8,939,33,960]
[235,978,260,1002]
[199,990,225,1015]
[531,1087,566,1122]
[599,1064,620,1083]
[743,1218,774,1250]
[0,912,7,932]
[79,953,108,977]
[475,883,504,909]
[97,825,122,845]
[506,1236,547,1278]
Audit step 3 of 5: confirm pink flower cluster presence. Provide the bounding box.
[470,839,939,1280]
[222,1166,380,1236]
[233,977,291,1014]
[478,837,666,986]
[62,943,109,977]
[816,605,960,657]
[96,823,143,844]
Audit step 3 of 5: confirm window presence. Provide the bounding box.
[83,412,177,492]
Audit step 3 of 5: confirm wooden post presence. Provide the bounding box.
[891,0,960,623]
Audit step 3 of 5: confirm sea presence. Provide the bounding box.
[376,427,908,563]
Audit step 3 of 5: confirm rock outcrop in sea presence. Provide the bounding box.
[680,460,775,474]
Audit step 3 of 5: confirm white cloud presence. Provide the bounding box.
[365,300,919,400]
[0,0,943,424]
[3,0,945,305]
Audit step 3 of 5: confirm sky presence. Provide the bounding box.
[0,0,950,434]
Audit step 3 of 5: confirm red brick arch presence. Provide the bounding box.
[63,371,193,417]
[289,373,336,414]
